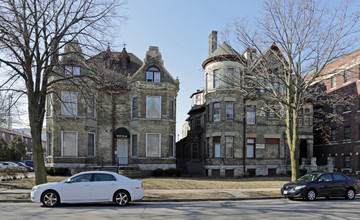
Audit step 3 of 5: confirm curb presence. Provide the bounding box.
[0,196,284,203]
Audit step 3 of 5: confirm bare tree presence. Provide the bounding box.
[230,0,360,180]
[0,0,124,185]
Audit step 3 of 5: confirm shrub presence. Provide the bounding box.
[46,167,70,176]
[46,167,55,176]
[152,168,165,177]
[165,168,177,177]
[175,168,184,177]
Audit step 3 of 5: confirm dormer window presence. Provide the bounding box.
[65,61,80,77]
[146,67,161,82]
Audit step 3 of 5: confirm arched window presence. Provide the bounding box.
[146,66,161,82]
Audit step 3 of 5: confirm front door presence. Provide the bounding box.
[117,139,128,164]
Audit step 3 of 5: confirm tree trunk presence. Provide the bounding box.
[28,94,47,185]
[290,146,299,181]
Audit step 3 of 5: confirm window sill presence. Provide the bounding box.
[343,111,351,114]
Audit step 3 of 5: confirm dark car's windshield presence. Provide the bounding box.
[296,173,321,182]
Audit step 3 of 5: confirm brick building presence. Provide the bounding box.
[177,31,314,177]
[46,42,179,171]
[313,49,360,175]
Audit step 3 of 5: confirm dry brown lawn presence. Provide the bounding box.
[0,176,290,190]
[144,192,234,200]
[242,191,282,197]
[142,176,290,190]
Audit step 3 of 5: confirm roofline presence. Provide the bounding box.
[202,54,244,69]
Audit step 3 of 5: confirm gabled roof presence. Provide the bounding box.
[209,42,241,59]
[250,43,288,70]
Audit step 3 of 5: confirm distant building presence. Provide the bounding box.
[313,49,360,175]
[46,42,179,171]
[177,31,314,177]
[0,127,46,160]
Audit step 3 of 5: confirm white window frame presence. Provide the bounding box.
[61,92,78,116]
[61,131,78,157]
[1,132,5,140]
[225,136,234,158]
[47,93,53,116]
[87,132,96,157]
[146,96,161,119]
[247,106,256,124]
[146,133,161,158]
[213,102,221,121]
[213,70,219,88]
[226,102,234,120]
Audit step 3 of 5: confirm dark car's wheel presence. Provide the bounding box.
[306,189,316,201]
[41,190,60,207]
[114,190,130,206]
[345,188,356,200]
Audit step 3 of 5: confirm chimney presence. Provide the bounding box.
[208,31,217,56]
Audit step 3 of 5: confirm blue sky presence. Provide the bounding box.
[114,0,264,140]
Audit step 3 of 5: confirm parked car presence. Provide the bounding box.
[23,160,34,168]
[14,162,34,172]
[31,171,144,207]
[0,161,28,173]
[281,172,360,201]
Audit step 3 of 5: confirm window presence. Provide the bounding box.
[344,126,351,140]
[2,132,5,140]
[10,135,13,140]
[25,138,28,145]
[265,138,280,159]
[70,174,92,183]
[344,156,351,168]
[62,132,77,156]
[344,70,351,83]
[47,132,52,156]
[93,174,116,181]
[304,108,310,126]
[191,143,199,160]
[88,133,95,157]
[87,95,95,118]
[132,97,138,119]
[169,135,174,158]
[331,129,336,142]
[169,99,175,120]
[131,134,138,157]
[226,102,234,120]
[319,174,332,182]
[195,116,201,130]
[269,110,275,118]
[213,70,219,88]
[344,104,351,113]
[46,94,53,116]
[333,173,346,181]
[247,106,256,124]
[146,96,161,119]
[213,102,221,121]
[225,137,233,158]
[65,62,80,77]
[298,108,303,126]
[61,92,77,116]
[213,137,221,158]
[331,76,336,88]
[205,73,208,91]
[146,134,160,157]
[247,138,255,158]
[332,105,337,114]
[227,68,234,87]
[146,67,161,82]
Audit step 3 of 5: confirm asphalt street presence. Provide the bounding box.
[1,198,359,219]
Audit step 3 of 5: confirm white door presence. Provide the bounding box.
[117,139,128,164]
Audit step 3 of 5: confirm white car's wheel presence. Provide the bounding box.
[114,190,130,206]
[41,190,60,207]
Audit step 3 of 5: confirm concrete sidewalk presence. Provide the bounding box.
[0,187,282,203]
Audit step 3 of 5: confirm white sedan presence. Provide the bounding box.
[31,171,144,207]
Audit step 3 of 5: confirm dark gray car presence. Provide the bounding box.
[281,172,360,201]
